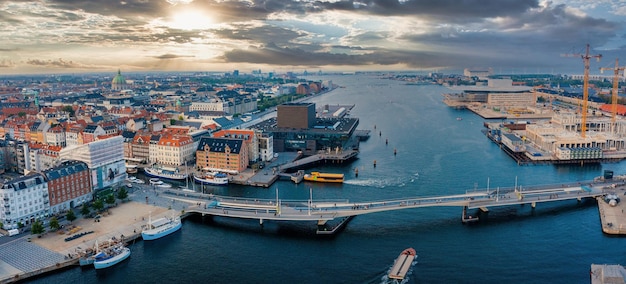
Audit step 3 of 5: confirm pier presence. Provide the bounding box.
[230,150,358,187]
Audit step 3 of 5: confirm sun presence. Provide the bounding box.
[168,10,214,30]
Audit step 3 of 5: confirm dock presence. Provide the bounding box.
[597,184,626,234]
[316,216,354,235]
[590,264,626,284]
[230,151,358,187]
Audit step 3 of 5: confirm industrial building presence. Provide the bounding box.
[251,102,360,156]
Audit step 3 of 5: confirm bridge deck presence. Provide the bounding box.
[173,183,607,222]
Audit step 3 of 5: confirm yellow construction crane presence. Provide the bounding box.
[600,58,625,123]
[562,44,602,138]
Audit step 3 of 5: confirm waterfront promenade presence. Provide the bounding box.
[0,182,193,284]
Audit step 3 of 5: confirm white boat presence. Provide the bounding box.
[156,183,172,188]
[132,178,145,184]
[144,166,189,181]
[78,238,123,267]
[388,248,417,281]
[142,216,182,241]
[193,170,228,186]
[125,164,138,174]
[93,242,131,269]
[149,178,163,185]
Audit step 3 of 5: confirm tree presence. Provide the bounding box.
[117,187,129,201]
[31,220,44,235]
[49,217,60,231]
[80,204,90,216]
[18,111,26,118]
[0,222,3,229]
[61,105,75,117]
[105,194,116,207]
[66,210,77,223]
[93,199,104,212]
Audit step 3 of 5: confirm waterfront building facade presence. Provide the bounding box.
[276,103,315,129]
[258,134,274,162]
[130,134,151,163]
[59,136,126,190]
[196,137,248,174]
[212,129,260,162]
[42,160,92,214]
[154,135,195,166]
[0,174,49,230]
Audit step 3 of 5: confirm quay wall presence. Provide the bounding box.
[0,259,76,284]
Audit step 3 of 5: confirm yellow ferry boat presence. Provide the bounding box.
[303,172,344,183]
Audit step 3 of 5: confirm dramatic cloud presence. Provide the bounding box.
[0,59,16,68]
[153,54,196,59]
[26,58,96,68]
[0,0,625,74]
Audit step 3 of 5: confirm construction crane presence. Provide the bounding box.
[562,44,602,138]
[600,58,625,124]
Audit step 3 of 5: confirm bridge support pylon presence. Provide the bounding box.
[461,206,478,224]
[531,202,536,209]
[317,220,328,226]
[259,218,264,226]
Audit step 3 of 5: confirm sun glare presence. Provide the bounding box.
[168,10,214,30]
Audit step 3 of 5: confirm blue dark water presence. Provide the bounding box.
[32,75,626,283]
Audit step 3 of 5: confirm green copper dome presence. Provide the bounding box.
[111,69,126,89]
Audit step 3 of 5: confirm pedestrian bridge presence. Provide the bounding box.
[182,183,606,227]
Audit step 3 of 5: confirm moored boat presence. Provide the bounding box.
[144,166,188,181]
[193,169,228,186]
[142,215,182,241]
[78,238,122,267]
[388,248,417,281]
[125,164,138,174]
[149,178,163,185]
[303,172,344,183]
[156,182,172,188]
[93,242,131,269]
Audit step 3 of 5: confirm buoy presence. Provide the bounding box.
[379,131,382,136]
[355,168,359,177]
[394,148,397,156]
[373,160,377,168]
[385,138,388,145]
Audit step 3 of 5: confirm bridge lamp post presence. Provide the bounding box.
[496,187,499,202]
[275,187,280,215]
[308,188,312,216]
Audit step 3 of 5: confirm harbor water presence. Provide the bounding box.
[32,74,626,283]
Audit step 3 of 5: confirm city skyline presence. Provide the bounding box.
[0,0,625,75]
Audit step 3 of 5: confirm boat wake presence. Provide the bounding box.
[380,259,418,284]
[343,174,418,188]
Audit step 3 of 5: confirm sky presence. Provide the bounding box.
[0,0,625,75]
